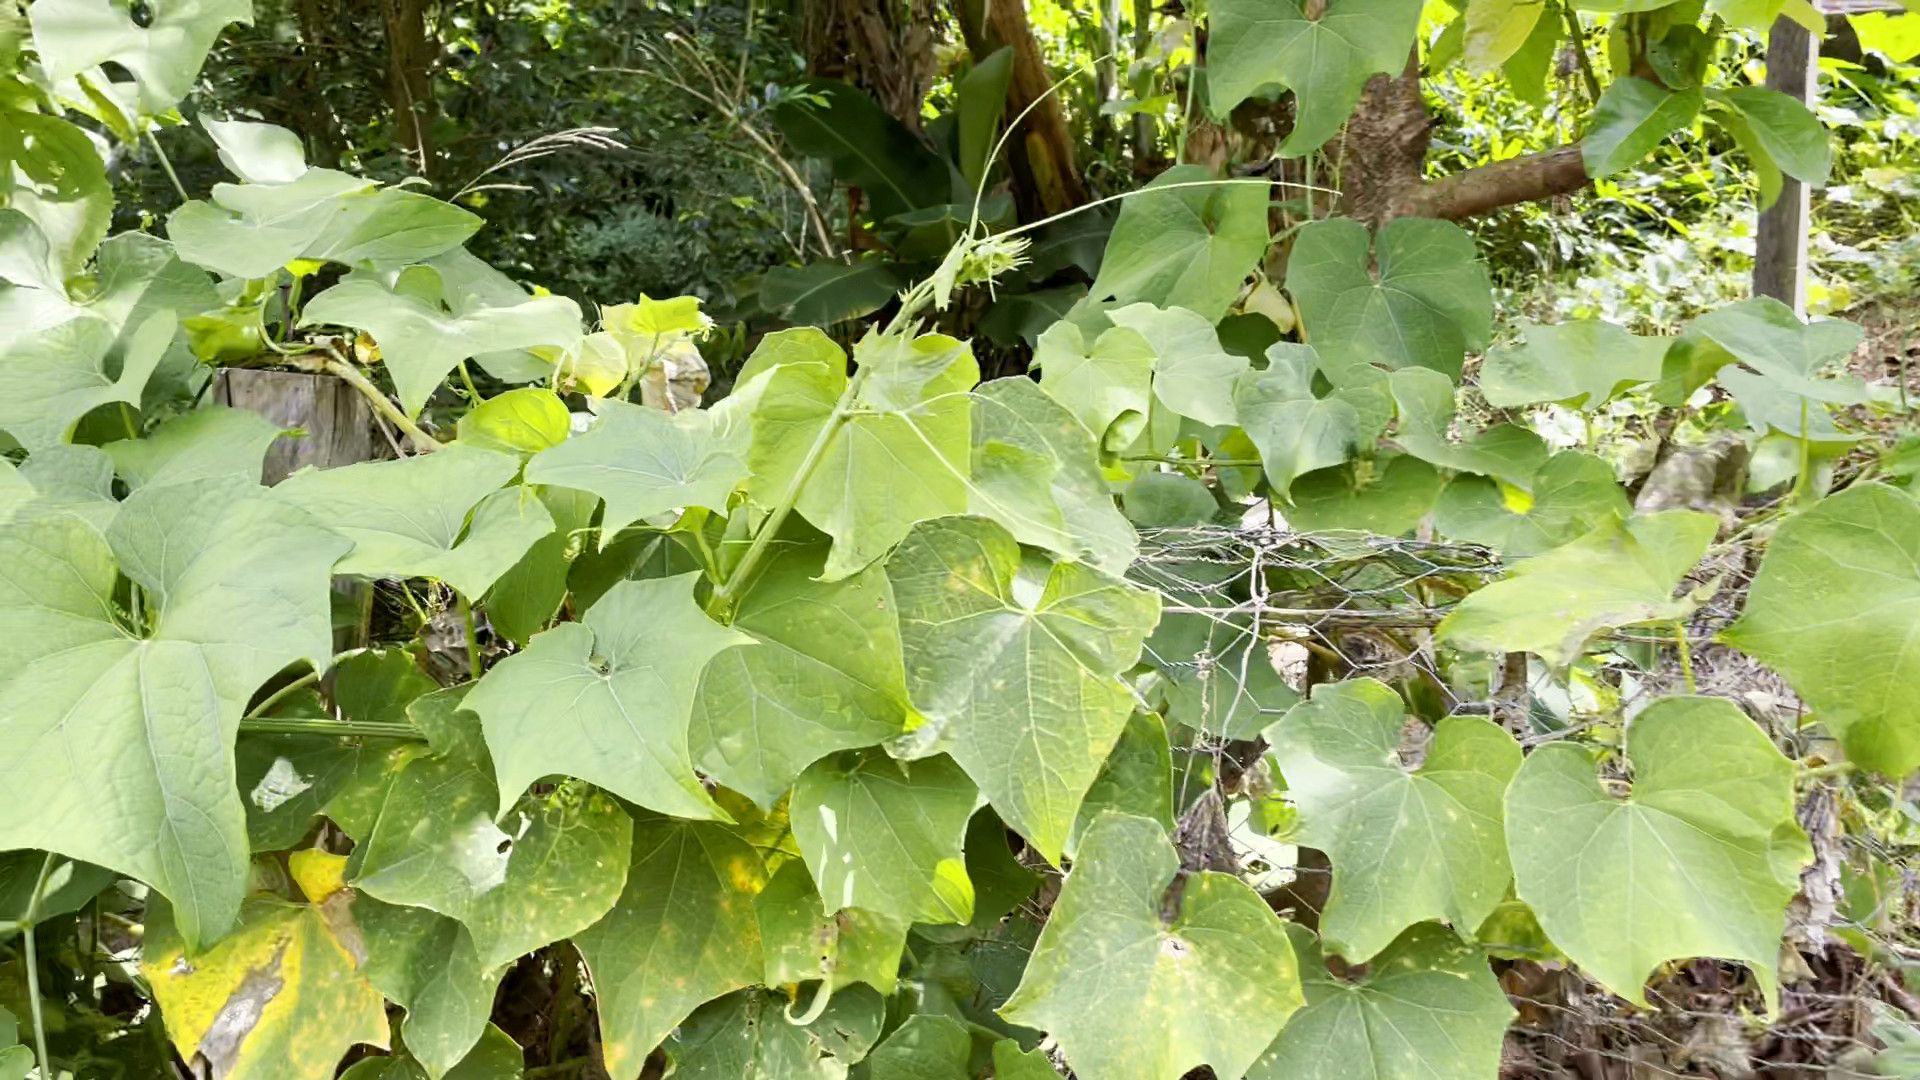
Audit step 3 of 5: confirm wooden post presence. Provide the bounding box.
[214,369,383,484]
[1752,16,1818,315]
[216,369,385,647]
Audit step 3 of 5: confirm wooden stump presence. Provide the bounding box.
[214,368,386,483]
[215,368,384,647]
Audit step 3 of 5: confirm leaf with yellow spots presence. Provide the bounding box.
[663,987,884,1080]
[1000,812,1304,1080]
[142,895,389,1080]
[1248,923,1514,1080]
[573,817,767,1080]
[1266,679,1521,962]
[345,689,634,970]
[756,860,909,994]
[355,899,504,1079]
[887,517,1160,864]
[791,750,978,925]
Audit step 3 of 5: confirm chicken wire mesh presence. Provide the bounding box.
[1120,518,1920,1080]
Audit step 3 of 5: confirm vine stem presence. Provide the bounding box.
[285,353,440,454]
[146,130,189,204]
[1673,620,1696,693]
[712,364,872,612]
[238,715,424,740]
[22,852,55,1078]
[244,668,325,720]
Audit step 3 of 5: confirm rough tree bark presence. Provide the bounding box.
[380,0,437,176]
[953,0,1091,220]
[1337,52,1593,227]
[802,0,942,130]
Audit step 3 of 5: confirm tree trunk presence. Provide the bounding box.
[1336,50,1592,227]
[380,0,436,177]
[802,0,941,131]
[953,0,1091,221]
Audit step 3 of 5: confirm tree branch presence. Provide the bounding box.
[1389,144,1590,221]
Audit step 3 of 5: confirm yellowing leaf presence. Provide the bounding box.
[289,849,349,903]
[142,895,389,1080]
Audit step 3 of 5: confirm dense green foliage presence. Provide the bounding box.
[2,1,1918,1079]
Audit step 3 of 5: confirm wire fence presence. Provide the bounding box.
[1119,518,1920,1080]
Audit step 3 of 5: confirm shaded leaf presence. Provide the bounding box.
[1001,813,1304,1080]
[663,987,885,1080]
[1433,450,1630,556]
[690,541,908,806]
[793,751,978,925]
[1249,923,1515,1080]
[1288,217,1492,382]
[1506,695,1809,1006]
[573,817,766,1080]
[1267,679,1521,960]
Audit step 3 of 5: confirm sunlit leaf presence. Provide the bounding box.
[1090,164,1270,322]
[1436,510,1716,665]
[888,517,1160,862]
[142,895,388,1079]
[277,443,554,598]
[299,275,580,418]
[528,398,747,540]
[1722,484,1920,774]
[1584,77,1704,177]
[467,574,748,818]
[1479,320,1670,410]
[1207,0,1422,154]
[0,480,346,948]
